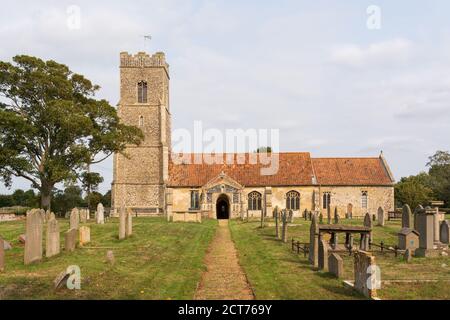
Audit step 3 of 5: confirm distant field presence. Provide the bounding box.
[0,217,217,299]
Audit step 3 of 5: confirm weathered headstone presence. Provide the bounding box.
[415,207,436,257]
[404,248,412,263]
[334,207,339,224]
[402,204,412,229]
[126,208,133,237]
[288,210,293,223]
[377,207,385,226]
[364,212,373,244]
[303,209,308,221]
[347,203,353,219]
[24,209,43,265]
[309,214,319,268]
[96,202,105,224]
[70,208,79,230]
[45,218,60,258]
[119,206,126,240]
[319,212,323,224]
[79,226,91,246]
[440,220,450,244]
[65,228,77,252]
[413,205,424,231]
[318,239,329,271]
[79,209,87,224]
[281,210,288,243]
[353,250,378,299]
[398,228,419,251]
[328,253,343,278]
[274,207,280,239]
[433,208,441,243]
[327,206,331,224]
[0,237,5,272]
[106,250,115,266]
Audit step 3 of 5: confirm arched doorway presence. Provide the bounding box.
[216,194,230,219]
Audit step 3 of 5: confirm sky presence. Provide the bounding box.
[0,0,450,194]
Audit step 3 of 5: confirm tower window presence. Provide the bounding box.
[138,81,147,103]
[361,191,368,209]
[286,191,300,210]
[139,115,144,127]
[323,192,331,209]
[248,191,262,211]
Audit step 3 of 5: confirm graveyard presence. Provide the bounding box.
[0,216,216,299]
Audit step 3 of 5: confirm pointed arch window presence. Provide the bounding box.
[323,192,331,209]
[361,191,368,209]
[286,191,300,210]
[248,191,262,211]
[137,81,147,103]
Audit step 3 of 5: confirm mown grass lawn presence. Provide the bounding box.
[0,217,217,300]
[230,218,450,300]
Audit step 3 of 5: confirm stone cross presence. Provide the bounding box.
[309,213,319,268]
[45,217,60,258]
[69,208,79,230]
[0,237,4,272]
[318,239,329,271]
[126,208,133,237]
[24,209,43,265]
[96,202,105,224]
[328,253,343,278]
[79,226,91,246]
[65,229,78,252]
[353,250,378,299]
[119,206,126,240]
[377,207,385,227]
[402,204,412,229]
[440,220,449,244]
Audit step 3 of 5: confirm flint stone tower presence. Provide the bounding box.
[111,51,171,215]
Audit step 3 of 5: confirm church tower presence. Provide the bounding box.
[111,51,171,215]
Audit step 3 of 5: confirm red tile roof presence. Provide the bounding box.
[168,153,394,187]
[311,157,394,186]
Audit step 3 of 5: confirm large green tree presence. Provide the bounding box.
[0,55,143,209]
[427,150,450,206]
[395,172,433,208]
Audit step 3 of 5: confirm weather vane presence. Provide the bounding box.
[142,35,152,52]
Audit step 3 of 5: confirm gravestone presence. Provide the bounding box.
[353,250,378,299]
[415,207,436,257]
[96,202,105,224]
[402,204,413,229]
[48,212,56,221]
[413,205,424,231]
[303,209,308,221]
[319,212,323,224]
[363,212,373,243]
[45,210,52,222]
[45,218,60,258]
[281,210,288,243]
[288,210,293,223]
[309,214,319,268]
[433,208,440,243]
[70,208,79,230]
[398,228,419,251]
[404,249,412,263]
[377,207,385,227]
[39,209,46,224]
[327,206,331,224]
[126,209,133,237]
[0,237,4,272]
[24,209,43,265]
[328,253,343,278]
[79,209,87,224]
[106,250,115,266]
[119,206,126,240]
[440,220,450,244]
[318,239,329,271]
[79,226,91,246]
[65,229,77,252]
[347,203,353,219]
[334,207,339,224]
[274,208,280,239]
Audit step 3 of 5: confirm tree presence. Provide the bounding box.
[394,173,433,208]
[102,190,111,207]
[427,150,450,206]
[51,185,84,216]
[0,55,144,210]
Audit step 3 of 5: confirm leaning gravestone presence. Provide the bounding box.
[96,202,105,224]
[126,209,133,237]
[354,250,378,299]
[328,253,343,278]
[402,204,413,229]
[119,206,126,240]
[46,218,60,258]
[79,226,91,246]
[65,229,77,252]
[318,239,329,271]
[0,237,5,272]
[70,208,79,230]
[440,220,450,244]
[309,214,319,268]
[377,207,385,227]
[24,209,43,265]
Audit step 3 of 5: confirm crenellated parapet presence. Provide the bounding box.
[120,51,169,71]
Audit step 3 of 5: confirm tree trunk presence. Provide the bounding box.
[40,182,53,211]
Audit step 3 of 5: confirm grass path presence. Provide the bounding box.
[194,220,254,300]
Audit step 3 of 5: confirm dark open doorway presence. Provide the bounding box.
[216,195,230,219]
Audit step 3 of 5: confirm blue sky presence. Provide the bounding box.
[1,1,450,194]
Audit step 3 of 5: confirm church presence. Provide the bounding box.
[111,51,395,220]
